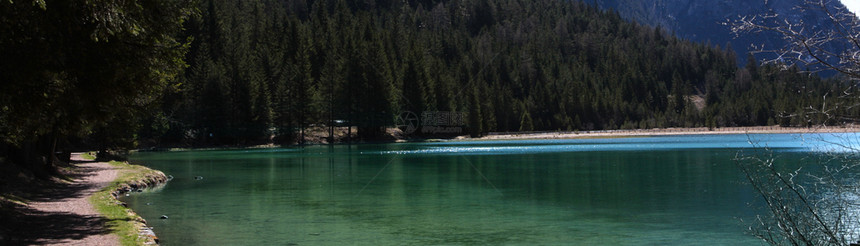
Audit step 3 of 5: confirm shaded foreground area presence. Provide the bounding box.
[0,154,118,245]
[0,153,168,245]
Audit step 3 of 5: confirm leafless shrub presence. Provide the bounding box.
[737,123,860,245]
[731,0,860,80]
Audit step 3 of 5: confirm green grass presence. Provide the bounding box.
[0,193,28,217]
[0,193,27,206]
[89,161,162,246]
[80,152,97,161]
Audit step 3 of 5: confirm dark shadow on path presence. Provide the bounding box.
[1,204,114,245]
[0,160,116,245]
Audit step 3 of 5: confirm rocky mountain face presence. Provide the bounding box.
[590,0,849,65]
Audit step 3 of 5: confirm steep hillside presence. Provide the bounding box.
[592,0,850,65]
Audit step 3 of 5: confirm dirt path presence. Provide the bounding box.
[9,154,120,245]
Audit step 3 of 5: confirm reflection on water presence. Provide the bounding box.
[125,133,857,245]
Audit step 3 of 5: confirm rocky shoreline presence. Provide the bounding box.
[110,168,170,245]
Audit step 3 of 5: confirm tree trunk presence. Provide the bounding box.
[6,134,58,179]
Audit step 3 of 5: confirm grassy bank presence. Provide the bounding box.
[80,152,97,161]
[89,160,167,245]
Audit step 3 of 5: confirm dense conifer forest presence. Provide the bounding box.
[2,0,857,167]
[143,0,855,145]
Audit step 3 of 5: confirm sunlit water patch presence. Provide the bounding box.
[378,133,860,155]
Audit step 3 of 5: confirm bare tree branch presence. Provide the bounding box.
[731,0,860,80]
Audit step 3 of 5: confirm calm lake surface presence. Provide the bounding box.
[126,133,858,245]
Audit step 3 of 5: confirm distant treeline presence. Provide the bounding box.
[142,0,858,145]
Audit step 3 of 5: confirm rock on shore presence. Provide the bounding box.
[110,168,169,245]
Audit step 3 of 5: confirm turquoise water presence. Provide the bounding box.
[126,133,858,245]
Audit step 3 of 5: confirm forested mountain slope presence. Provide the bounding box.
[145,0,856,145]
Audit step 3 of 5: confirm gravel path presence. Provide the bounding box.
[22,154,120,245]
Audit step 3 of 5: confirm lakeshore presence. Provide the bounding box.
[0,153,168,245]
[145,125,860,149]
[475,125,860,141]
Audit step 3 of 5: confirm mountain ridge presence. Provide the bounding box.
[592,0,850,65]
